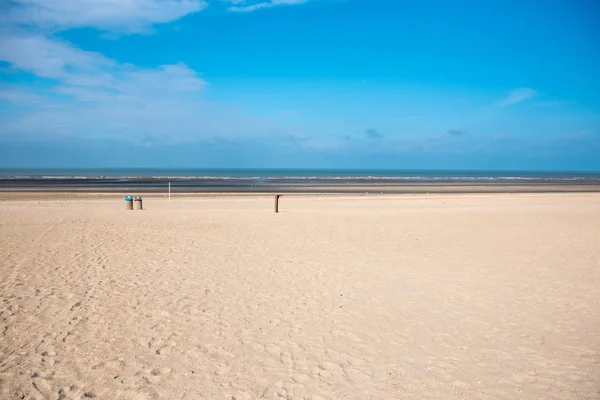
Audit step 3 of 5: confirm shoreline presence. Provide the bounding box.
[1,182,599,197]
[2,186,600,202]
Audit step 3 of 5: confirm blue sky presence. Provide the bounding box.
[0,0,599,170]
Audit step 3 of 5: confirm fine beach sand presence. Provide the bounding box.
[1,193,599,399]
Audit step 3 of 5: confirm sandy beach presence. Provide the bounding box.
[1,193,599,399]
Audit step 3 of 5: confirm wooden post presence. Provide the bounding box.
[274,195,280,213]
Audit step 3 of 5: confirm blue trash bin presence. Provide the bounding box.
[125,196,133,210]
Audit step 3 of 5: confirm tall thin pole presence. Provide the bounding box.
[169,182,171,202]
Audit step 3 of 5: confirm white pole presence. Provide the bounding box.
[169,182,171,202]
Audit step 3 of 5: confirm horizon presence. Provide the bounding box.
[2,167,600,175]
[1,0,599,171]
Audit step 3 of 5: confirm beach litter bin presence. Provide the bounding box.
[125,196,133,210]
[134,196,143,210]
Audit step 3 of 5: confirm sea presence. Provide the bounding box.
[1,168,599,192]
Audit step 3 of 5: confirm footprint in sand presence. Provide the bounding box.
[32,375,54,399]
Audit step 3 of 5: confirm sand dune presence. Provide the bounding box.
[1,194,599,399]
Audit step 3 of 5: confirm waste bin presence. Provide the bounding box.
[134,196,143,210]
[125,195,133,210]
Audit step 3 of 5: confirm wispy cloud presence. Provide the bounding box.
[5,0,208,33]
[498,88,538,107]
[0,84,44,104]
[226,0,307,12]
[0,32,217,142]
[0,33,116,84]
[0,33,205,95]
[0,0,287,144]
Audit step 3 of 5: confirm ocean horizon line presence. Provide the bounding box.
[2,167,600,177]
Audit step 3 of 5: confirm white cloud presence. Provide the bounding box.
[0,0,301,145]
[227,0,307,12]
[0,69,283,144]
[498,88,538,107]
[0,29,221,142]
[0,32,205,94]
[0,84,44,104]
[7,0,208,33]
[0,33,115,82]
